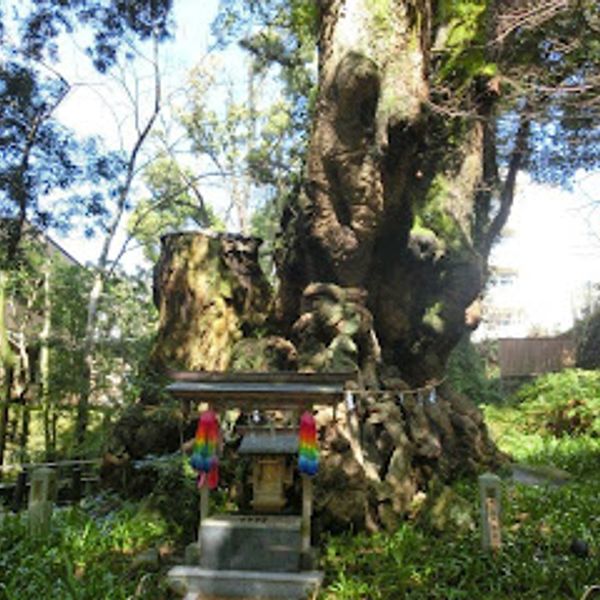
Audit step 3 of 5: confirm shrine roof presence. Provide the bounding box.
[165,370,354,408]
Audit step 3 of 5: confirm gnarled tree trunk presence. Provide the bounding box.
[276,0,522,382]
[270,1,513,528]
[135,2,518,530]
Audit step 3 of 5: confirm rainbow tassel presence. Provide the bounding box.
[190,410,219,489]
[298,411,319,476]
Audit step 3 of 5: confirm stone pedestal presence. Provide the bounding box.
[198,515,302,573]
[169,515,323,599]
[167,567,323,600]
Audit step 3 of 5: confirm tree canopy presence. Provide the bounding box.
[0,0,175,267]
[2,1,598,268]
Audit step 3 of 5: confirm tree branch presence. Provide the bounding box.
[7,71,71,263]
[493,0,573,45]
[76,33,163,451]
[482,109,531,255]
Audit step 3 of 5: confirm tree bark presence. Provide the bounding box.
[0,271,14,476]
[276,0,507,382]
[102,231,274,488]
[40,261,54,459]
[15,329,31,467]
[269,0,508,528]
[150,232,272,376]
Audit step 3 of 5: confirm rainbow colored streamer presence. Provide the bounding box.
[298,411,319,476]
[190,410,219,489]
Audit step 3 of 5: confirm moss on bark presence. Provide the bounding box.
[150,232,271,373]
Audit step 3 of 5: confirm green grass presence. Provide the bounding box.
[2,372,599,599]
[0,495,174,599]
[319,399,600,599]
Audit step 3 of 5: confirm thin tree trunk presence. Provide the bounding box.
[0,372,11,481]
[74,37,162,452]
[75,273,102,453]
[0,271,14,477]
[40,261,54,459]
[16,366,30,468]
[9,322,31,509]
[15,300,33,467]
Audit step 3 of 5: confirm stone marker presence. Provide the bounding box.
[478,472,502,552]
[28,467,58,536]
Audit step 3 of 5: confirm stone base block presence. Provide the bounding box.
[199,516,302,573]
[167,566,323,600]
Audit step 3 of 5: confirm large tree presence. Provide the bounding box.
[200,0,599,382]
[147,0,599,528]
[272,1,598,526]
[275,0,599,380]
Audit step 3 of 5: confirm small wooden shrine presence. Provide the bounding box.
[166,370,354,600]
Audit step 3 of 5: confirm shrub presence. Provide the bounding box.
[515,369,600,437]
[0,497,172,599]
[446,337,502,404]
[575,306,600,369]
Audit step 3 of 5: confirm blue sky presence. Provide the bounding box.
[52,0,227,268]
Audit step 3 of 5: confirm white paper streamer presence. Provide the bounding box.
[344,390,355,412]
[429,388,437,404]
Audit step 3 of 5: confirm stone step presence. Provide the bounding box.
[510,463,572,487]
[199,516,302,573]
[168,566,323,600]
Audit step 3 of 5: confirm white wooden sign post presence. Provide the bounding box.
[478,472,502,552]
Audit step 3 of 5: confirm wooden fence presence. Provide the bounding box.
[0,459,101,510]
[498,337,576,378]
